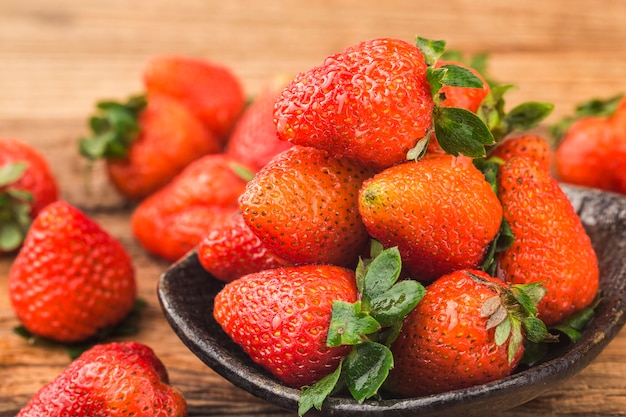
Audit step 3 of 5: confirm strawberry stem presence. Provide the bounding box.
[79,94,147,160]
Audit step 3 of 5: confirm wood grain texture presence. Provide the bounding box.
[1,0,626,415]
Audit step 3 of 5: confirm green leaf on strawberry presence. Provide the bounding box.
[0,162,33,251]
[469,271,551,363]
[79,94,147,160]
[327,301,381,346]
[415,36,446,66]
[433,106,495,157]
[299,246,425,415]
[427,64,485,96]
[344,342,393,402]
[478,84,554,143]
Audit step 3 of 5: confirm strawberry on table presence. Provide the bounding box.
[9,201,136,343]
[358,154,502,282]
[238,145,374,267]
[16,341,187,417]
[386,269,548,397]
[80,93,221,200]
[143,54,246,140]
[131,154,251,262]
[552,94,626,194]
[497,155,599,325]
[0,138,58,252]
[225,74,294,172]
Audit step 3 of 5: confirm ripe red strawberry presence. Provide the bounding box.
[426,60,491,155]
[197,211,291,282]
[9,201,136,343]
[552,95,626,194]
[143,54,246,139]
[131,154,250,262]
[16,341,187,416]
[80,94,221,200]
[214,265,358,388]
[1,138,59,251]
[358,154,502,282]
[274,38,434,171]
[488,133,552,170]
[436,59,490,113]
[225,74,294,172]
[238,145,373,266]
[386,269,546,397]
[497,155,599,325]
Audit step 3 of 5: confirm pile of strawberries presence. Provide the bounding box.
[1,34,620,415]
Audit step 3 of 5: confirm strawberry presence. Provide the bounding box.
[9,201,136,343]
[1,138,59,252]
[238,145,373,267]
[496,155,600,325]
[214,264,359,388]
[358,154,502,282]
[488,133,552,170]
[552,95,626,194]
[426,60,492,155]
[274,37,500,171]
[143,54,246,139]
[225,74,294,172]
[214,247,425,414]
[274,37,435,171]
[131,154,250,262]
[436,59,490,113]
[80,93,221,200]
[386,269,547,397]
[197,211,291,282]
[16,341,187,416]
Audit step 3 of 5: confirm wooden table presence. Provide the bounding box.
[1,0,626,415]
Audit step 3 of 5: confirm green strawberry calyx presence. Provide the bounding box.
[478,84,554,144]
[79,94,147,160]
[298,244,425,415]
[409,37,554,160]
[468,271,555,363]
[0,161,34,251]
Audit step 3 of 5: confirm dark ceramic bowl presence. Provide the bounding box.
[157,184,626,417]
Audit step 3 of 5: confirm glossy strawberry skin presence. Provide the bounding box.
[497,156,599,325]
[213,265,358,388]
[386,270,522,397]
[436,60,490,113]
[488,134,552,170]
[274,38,434,171]
[553,115,625,193]
[359,154,502,282]
[131,154,249,262]
[0,137,58,216]
[197,211,291,283]
[9,201,136,343]
[225,75,294,172]
[16,342,187,417]
[106,94,221,200]
[239,145,373,266]
[143,54,245,139]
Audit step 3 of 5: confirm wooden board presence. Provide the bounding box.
[1,0,626,415]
